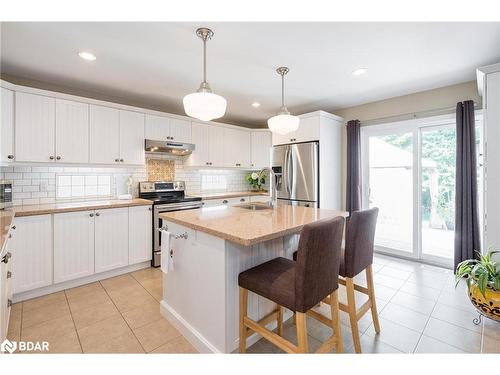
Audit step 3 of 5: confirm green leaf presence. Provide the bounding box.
[478,272,489,298]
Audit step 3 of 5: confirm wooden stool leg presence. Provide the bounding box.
[346,278,362,353]
[239,287,248,353]
[295,312,308,353]
[366,265,381,334]
[277,305,283,336]
[329,289,343,353]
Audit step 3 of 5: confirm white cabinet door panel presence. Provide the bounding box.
[90,105,120,164]
[208,125,225,167]
[1,88,14,163]
[223,128,250,167]
[94,208,129,273]
[53,210,95,283]
[119,110,145,165]
[169,118,191,143]
[128,206,152,264]
[15,92,55,162]
[186,122,210,166]
[251,131,272,169]
[11,215,52,294]
[145,114,170,141]
[55,99,89,163]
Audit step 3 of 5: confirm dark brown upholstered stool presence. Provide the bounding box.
[238,216,345,353]
[305,208,379,353]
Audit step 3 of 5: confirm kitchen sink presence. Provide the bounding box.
[237,203,273,211]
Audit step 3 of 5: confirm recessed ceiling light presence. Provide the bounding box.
[78,51,96,61]
[251,102,261,108]
[352,68,368,76]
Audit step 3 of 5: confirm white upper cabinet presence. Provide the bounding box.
[272,116,320,145]
[169,118,191,143]
[119,110,145,165]
[145,115,191,143]
[15,92,55,162]
[251,131,272,169]
[55,99,89,163]
[1,88,14,163]
[208,125,225,167]
[223,128,251,168]
[186,122,225,167]
[90,105,120,164]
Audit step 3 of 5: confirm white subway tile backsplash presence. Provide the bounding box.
[23,172,40,179]
[5,173,23,179]
[22,185,39,192]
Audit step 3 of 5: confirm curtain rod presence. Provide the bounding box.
[360,101,480,127]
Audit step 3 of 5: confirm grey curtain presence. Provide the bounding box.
[346,119,361,214]
[455,100,481,269]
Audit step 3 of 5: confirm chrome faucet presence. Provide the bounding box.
[260,167,277,208]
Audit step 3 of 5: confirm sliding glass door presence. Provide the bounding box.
[361,114,481,267]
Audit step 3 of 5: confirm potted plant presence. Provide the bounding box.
[455,250,500,322]
[246,171,266,191]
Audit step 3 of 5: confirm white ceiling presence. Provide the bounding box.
[1,22,500,127]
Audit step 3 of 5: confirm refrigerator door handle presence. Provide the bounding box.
[287,146,294,196]
[284,146,291,196]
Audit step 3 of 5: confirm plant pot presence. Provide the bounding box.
[468,279,500,322]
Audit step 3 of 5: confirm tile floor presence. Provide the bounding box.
[7,254,500,354]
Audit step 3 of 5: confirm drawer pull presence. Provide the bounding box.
[2,252,12,264]
[7,154,14,160]
[240,198,245,202]
[56,156,61,160]
[7,271,12,279]
[95,212,100,216]
[89,213,94,217]
[7,299,12,308]
[222,200,228,204]
[11,225,16,230]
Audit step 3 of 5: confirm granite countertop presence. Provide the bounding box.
[9,198,153,217]
[0,210,15,252]
[186,191,269,200]
[159,202,348,246]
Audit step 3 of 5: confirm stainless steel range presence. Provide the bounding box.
[138,181,202,267]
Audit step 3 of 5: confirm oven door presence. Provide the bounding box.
[153,201,203,267]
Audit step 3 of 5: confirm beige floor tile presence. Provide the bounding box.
[482,335,500,353]
[65,282,103,300]
[83,331,145,354]
[107,284,158,313]
[23,291,67,312]
[71,298,121,330]
[100,274,139,292]
[8,303,22,334]
[21,315,81,353]
[67,288,111,311]
[131,267,162,283]
[22,299,71,329]
[140,278,162,301]
[78,315,133,352]
[133,318,182,352]
[122,299,164,329]
[150,336,198,354]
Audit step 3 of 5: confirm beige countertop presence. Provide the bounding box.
[160,203,348,246]
[186,191,269,200]
[8,198,153,217]
[0,210,15,252]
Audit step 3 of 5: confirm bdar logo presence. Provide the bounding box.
[1,339,17,354]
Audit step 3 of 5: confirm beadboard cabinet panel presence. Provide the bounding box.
[251,131,272,169]
[15,92,55,162]
[128,206,152,264]
[89,105,120,164]
[55,99,89,163]
[145,114,170,141]
[1,87,14,163]
[169,118,192,143]
[53,210,95,283]
[119,110,145,165]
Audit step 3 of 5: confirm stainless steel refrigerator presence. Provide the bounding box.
[271,141,319,207]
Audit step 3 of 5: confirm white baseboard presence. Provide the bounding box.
[13,261,150,303]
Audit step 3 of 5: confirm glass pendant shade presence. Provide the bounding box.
[183,91,227,122]
[267,114,300,135]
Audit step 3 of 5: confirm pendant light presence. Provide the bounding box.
[183,27,227,122]
[267,67,300,135]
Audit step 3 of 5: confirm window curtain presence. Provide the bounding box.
[346,119,361,214]
[455,100,481,269]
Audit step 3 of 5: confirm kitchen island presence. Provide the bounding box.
[159,203,347,353]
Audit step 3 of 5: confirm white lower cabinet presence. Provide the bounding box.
[11,215,53,294]
[128,206,152,264]
[1,226,14,342]
[53,210,95,283]
[94,207,129,274]
[202,196,251,208]
[250,195,271,203]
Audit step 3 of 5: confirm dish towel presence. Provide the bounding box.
[160,229,174,273]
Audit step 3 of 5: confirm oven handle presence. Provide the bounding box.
[154,202,203,212]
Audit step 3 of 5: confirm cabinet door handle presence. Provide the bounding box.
[89,213,94,217]
[95,212,100,216]
[56,156,61,160]
[49,155,55,160]
[120,158,124,162]
[240,198,245,202]
[11,225,16,230]
[2,252,12,264]
[148,207,152,211]
[115,158,120,162]
[7,271,12,279]
[222,200,228,204]
[206,162,210,165]
[7,154,14,160]
[7,299,12,308]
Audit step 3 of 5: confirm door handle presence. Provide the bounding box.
[287,146,293,196]
[2,252,12,264]
[95,212,100,216]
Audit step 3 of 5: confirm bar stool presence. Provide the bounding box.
[300,208,380,353]
[238,216,345,353]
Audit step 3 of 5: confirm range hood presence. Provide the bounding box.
[145,139,195,156]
